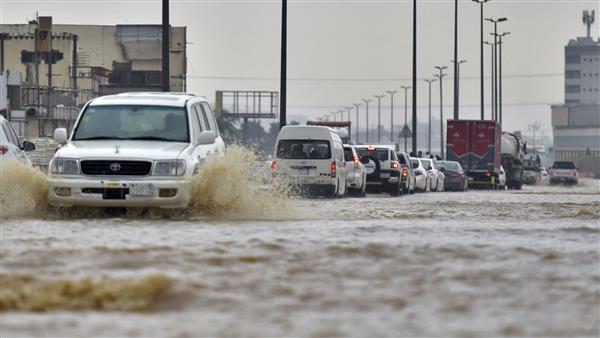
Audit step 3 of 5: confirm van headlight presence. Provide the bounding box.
[153,160,186,176]
[50,158,80,175]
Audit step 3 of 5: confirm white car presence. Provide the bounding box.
[47,92,225,208]
[0,115,36,166]
[497,165,507,190]
[420,158,444,192]
[344,144,366,197]
[272,125,348,197]
[410,158,430,192]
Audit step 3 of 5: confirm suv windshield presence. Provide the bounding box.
[356,148,389,162]
[277,140,331,159]
[73,105,189,142]
[553,161,575,169]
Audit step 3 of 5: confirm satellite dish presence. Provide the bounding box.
[26,107,38,118]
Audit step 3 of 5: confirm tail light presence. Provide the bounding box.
[484,172,492,177]
[391,161,400,170]
[415,170,423,176]
[331,161,337,178]
[353,155,360,165]
[402,167,408,176]
[271,161,277,174]
[572,169,577,177]
[0,145,8,155]
[367,146,376,151]
[549,169,554,176]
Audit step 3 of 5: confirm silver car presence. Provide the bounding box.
[0,115,36,166]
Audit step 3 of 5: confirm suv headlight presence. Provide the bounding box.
[50,158,80,175]
[153,160,186,176]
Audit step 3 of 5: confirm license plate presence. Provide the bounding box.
[130,183,154,196]
[297,168,310,176]
[468,177,474,181]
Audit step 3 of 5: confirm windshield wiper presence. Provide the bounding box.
[73,136,126,141]
[126,136,180,142]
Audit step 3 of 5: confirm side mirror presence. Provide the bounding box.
[427,166,433,171]
[360,156,370,165]
[197,130,216,145]
[53,128,68,144]
[440,167,446,172]
[22,140,36,152]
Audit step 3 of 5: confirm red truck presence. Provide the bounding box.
[446,120,501,189]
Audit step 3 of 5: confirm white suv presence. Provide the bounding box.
[48,92,225,208]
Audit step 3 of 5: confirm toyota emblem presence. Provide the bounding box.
[109,163,121,172]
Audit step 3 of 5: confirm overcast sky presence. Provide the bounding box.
[2,0,599,137]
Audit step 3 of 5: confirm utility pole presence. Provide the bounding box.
[434,66,448,159]
[411,0,418,154]
[472,0,489,120]
[353,103,362,144]
[362,99,372,143]
[484,41,495,119]
[424,78,436,155]
[374,94,385,143]
[386,90,398,143]
[451,59,467,115]
[279,0,287,128]
[161,0,170,92]
[345,106,352,122]
[486,17,507,121]
[400,85,411,153]
[453,0,459,120]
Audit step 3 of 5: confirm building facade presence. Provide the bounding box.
[551,11,600,177]
[0,21,186,137]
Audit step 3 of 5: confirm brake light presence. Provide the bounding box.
[331,161,337,178]
[271,161,277,174]
[353,155,360,165]
[391,161,400,170]
[549,169,554,176]
[484,172,493,177]
[0,145,8,155]
[402,167,408,176]
[367,146,376,151]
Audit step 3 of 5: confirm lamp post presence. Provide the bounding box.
[496,32,510,125]
[434,66,448,159]
[374,94,385,143]
[338,109,345,122]
[386,90,398,143]
[345,106,353,123]
[279,0,287,128]
[452,0,459,120]
[162,0,170,92]
[451,59,467,116]
[362,99,372,143]
[411,0,418,155]
[353,103,362,143]
[484,41,495,119]
[472,0,490,120]
[424,78,436,155]
[400,85,411,153]
[486,17,507,121]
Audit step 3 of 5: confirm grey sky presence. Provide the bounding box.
[2,0,599,136]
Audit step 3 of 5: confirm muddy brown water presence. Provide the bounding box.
[1,156,599,337]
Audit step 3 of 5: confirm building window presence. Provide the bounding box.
[565,99,580,104]
[566,55,581,64]
[565,85,580,93]
[566,70,580,78]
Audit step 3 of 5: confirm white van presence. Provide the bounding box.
[47,92,225,208]
[272,125,348,197]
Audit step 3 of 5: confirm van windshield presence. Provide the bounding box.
[72,105,189,142]
[277,140,331,159]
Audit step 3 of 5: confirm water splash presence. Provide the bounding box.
[0,160,48,219]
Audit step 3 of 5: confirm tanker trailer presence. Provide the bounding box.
[501,132,526,189]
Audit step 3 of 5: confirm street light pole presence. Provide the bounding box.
[400,85,411,153]
[353,103,362,144]
[453,0,459,120]
[386,90,398,143]
[496,32,510,125]
[484,41,495,119]
[451,59,467,116]
[345,106,352,123]
[472,0,489,120]
[434,66,448,159]
[424,79,436,155]
[363,99,372,143]
[374,94,385,143]
[162,0,170,92]
[486,17,507,121]
[411,0,418,155]
[279,0,287,128]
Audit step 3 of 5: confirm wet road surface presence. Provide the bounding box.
[1,179,599,337]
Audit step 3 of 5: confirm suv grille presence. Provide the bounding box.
[81,160,152,176]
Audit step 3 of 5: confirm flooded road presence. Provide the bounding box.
[1,179,599,337]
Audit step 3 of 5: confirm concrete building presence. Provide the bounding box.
[551,10,600,177]
[0,20,186,137]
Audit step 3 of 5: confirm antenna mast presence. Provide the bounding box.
[583,10,595,38]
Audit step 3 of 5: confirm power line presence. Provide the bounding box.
[287,102,559,109]
[187,73,562,82]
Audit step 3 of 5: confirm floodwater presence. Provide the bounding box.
[1,157,599,337]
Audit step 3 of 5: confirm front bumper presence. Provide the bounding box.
[48,176,193,208]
